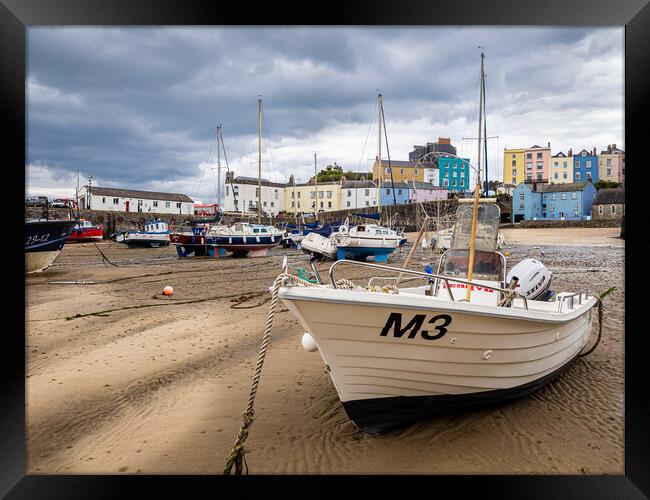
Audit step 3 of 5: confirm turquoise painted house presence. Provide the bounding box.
[438,157,470,192]
[512,181,597,222]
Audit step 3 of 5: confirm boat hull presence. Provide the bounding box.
[336,246,396,263]
[25,220,77,273]
[279,286,595,434]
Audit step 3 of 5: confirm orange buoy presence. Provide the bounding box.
[162,286,174,296]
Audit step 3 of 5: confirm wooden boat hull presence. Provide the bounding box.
[278,285,596,434]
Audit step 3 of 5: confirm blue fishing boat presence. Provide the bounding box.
[25,219,78,273]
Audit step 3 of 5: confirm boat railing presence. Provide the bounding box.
[557,289,591,312]
[328,259,528,309]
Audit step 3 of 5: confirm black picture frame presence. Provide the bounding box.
[3,0,648,497]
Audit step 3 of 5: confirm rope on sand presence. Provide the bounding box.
[578,287,616,358]
[223,272,318,474]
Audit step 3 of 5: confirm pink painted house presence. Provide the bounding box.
[409,181,448,203]
[524,143,551,182]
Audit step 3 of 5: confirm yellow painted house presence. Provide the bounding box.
[549,151,573,184]
[503,148,526,186]
[372,158,426,184]
[284,181,342,215]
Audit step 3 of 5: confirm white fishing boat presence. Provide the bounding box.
[276,52,600,434]
[301,231,338,260]
[121,219,171,248]
[332,217,401,262]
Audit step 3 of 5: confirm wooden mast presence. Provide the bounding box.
[216,125,221,212]
[377,93,382,211]
[314,152,318,223]
[465,51,485,302]
[258,96,262,225]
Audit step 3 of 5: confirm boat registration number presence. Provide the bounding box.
[380,312,451,340]
[26,233,50,246]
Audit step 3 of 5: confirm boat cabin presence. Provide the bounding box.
[144,220,169,233]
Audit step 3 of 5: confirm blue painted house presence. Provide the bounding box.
[512,181,597,222]
[438,157,470,192]
[573,148,599,183]
[379,181,411,206]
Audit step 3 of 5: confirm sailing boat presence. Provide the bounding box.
[301,94,401,263]
[171,103,282,258]
[276,52,599,434]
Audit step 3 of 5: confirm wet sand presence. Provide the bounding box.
[26,230,624,474]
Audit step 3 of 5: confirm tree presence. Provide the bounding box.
[315,163,344,182]
[594,179,621,190]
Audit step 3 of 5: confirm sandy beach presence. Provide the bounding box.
[25,228,624,474]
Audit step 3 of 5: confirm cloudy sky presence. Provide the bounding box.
[26,27,624,202]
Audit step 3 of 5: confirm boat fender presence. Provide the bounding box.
[301,332,318,352]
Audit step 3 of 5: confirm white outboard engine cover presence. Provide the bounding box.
[506,258,552,301]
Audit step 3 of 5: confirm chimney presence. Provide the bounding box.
[547,141,550,148]
[438,137,451,144]
[568,148,572,157]
[612,143,616,149]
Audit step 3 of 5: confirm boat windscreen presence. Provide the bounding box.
[438,249,503,281]
[451,203,500,251]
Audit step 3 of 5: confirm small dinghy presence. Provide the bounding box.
[121,219,171,248]
[277,202,599,434]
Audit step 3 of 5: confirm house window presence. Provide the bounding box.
[310,192,315,199]
[554,173,558,179]
[400,169,404,175]
[320,201,323,208]
[385,168,391,173]
[397,189,403,195]
[512,154,516,158]
[536,162,543,169]
[292,202,295,208]
[586,160,591,167]
[526,175,532,181]
[550,204,555,212]
[512,160,517,166]
[102,197,106,203]
[536,173,542,181]
[297,192,300,198]
[347,190,352,197]
[414,169,418,175]
[563,162,568,168]
[255,188,259,198]
[537,152,543,158]
[554,161,559,167]
[581,151,586,157]
[365,189,369,196]
[607,168,612,176]
[263,201,267,207]
[319,191,323,199]
[512,169,517,176]
[113,198,119,204]
[563,173,568,179]
[607,158,612,166]
[176,202,181,208]
[598,205,603,215]
[346,201,350,207]
[519,202,524,209]
[551,194,556,200]
[526,153,532,159]
[575,172,580,180]
[611,205,616,214]
[153,201,158,207]
[561,193,567,200]
[460,180,464,187]
[574,203,580,212]
[327,191,332,198]
[271,202,274,207]
[274,189,278,199]
[328,201,332,208]
[575,161,580,168]
[166,201,170,207]
[297,201,300,208]
[586,172,592,180]
[526,163,532,170]
[365,201,370,207]
[572,192,577,200]
[386,189,390,195]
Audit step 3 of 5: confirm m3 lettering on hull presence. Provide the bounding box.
[380,312,452,340]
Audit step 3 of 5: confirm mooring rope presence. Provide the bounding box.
[578,287,615,358]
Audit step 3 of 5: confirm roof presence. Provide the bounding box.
[380,181,411,190]
[232,176,287,188]
[341,180,377,189]
[552,152,567,158]
[376,159,436,168]
[411,181,447,190]
[593,187,625,205]
[522,181,593,193]
[90,186,194,203]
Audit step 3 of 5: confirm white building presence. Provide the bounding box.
[80,186,194,215]
[223,176,286,217]
[340,180,378,209]
[423,166,440,186]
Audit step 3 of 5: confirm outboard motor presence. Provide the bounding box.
[506,258,553,301]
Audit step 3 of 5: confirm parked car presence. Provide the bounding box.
[50,199,67,208]
[25,196,48,207]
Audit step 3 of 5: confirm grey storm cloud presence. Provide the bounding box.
[26,26,623,199]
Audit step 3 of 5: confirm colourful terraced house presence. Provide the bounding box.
[573,148,599,183]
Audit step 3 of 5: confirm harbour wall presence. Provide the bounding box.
[516,219,622,229]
